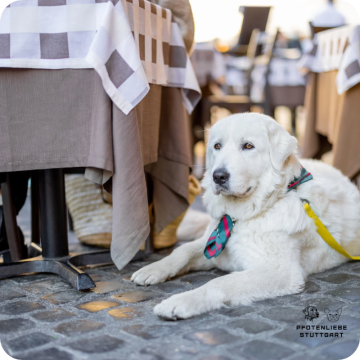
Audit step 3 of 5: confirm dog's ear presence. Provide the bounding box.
[324,308,330,315]
[303,308,308,315]
[266,119,297,171]
[337,308,342,315]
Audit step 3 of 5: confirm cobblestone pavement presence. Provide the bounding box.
[0,197,359,360]
[1,253,360,360]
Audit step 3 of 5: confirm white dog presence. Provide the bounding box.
[131,113,360,319]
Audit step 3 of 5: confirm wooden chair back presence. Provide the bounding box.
[309,22,342,38]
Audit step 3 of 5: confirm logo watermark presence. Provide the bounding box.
[296,306,347,338]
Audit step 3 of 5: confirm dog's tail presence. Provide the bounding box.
[176,208,212,241]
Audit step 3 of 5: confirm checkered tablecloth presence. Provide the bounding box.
[299,25,360,95]
[0,0,200,114]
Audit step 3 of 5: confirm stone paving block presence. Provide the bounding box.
[259,306,304,324]
[213,269,228,276]
[0,318,35,334]
[351,265,360,273]
[350,303,360,313]
[218,306,255,318]
[227,319,274,334]
[179,273,219,287]
[10,273,52,284]
[320,340,360,360]
[255,298,288,307]
[153,282,187,293]
[147,297,167,307]
[54,319,105,336]
[325,287,360,302]
[296,298,346,312]
[123,324,179,339]
[92,281,127,294]
[0,279,17,289]
[77,300,120,313]
[0,289,26,302]
[22,278,72,295]
[141,344,198,360]
[41,289,87,304]
[3,332,54,355]
[198,357,233,360]
[274,328,338,348]
[184,328,241,346]
[317,273,360,285]
[235,340,294,360]
[89,273,116,282]
[304,281,321,294]
[31,308,77,323]
[67,334,124,353]
[0,300,45,315]
[108,306,144,320]
[21,347,73,360]
[113,290,160,303]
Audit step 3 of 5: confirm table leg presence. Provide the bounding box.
[38,169,69,258]
[31,171,40,245]
[1,174,23,262]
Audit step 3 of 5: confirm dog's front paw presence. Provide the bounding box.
[131,261,171,286]
[154,290,205,320]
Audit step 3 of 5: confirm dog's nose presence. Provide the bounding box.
[213,168,230,185]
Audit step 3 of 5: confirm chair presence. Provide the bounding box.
[203,29,279,122]
[309,22,342,38]
[228,6,271,56]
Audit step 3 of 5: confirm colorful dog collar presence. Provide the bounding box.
[204,215,235,259]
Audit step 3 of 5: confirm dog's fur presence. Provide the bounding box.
[131,113,360,320]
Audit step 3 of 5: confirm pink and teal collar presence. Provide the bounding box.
[287,166,313,192]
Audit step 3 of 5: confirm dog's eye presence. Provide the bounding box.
[244,143,254,150]
[214,143,221,150]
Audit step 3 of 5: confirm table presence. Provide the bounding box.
[0,0,198,285]
[300,25,360,179]
[0,68,192,287]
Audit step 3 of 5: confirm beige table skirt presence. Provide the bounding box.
[0,68,192,269]
[302,71,360,179]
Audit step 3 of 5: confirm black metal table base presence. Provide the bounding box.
[0,255,98,291]
[0,249,146,290]
[0,169,146,291]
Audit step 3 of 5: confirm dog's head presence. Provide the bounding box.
[203,113,297,201]
[303,306,319,321]
[324,308,342,322]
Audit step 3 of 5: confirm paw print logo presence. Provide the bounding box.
[325,308,342,322]
[303,306,319,321]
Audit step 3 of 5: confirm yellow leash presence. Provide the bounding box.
[303,203,360,260]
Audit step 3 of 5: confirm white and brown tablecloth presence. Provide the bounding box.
[0,68,192,269]
[299,25,360,179]
[299,25,360,95]
[0,0,201,114]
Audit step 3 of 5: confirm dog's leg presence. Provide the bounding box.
[154,264,305,319]
[131,236,215,286]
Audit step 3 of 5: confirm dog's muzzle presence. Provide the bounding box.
[213,168,230,186]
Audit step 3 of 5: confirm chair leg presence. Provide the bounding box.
[1,174,23,262]
[145,172,154,253]
[31,171,41,245]
[68,209,74,232]
[291,107,297,137]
